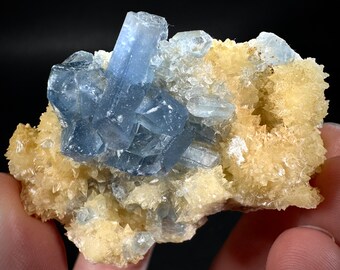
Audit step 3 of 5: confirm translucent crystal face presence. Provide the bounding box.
[249,32,301,66]
[47,11,223,176]
[170,30,213,57]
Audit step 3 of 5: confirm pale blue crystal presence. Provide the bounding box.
[190,119,218,144]
[179,143,220,169]
[75,69,107,119]
[250,32,301,66]
[106,11,168,85]
[95,116,138,151]
[111,182,128,202]
[92,11,168,150]
[135,86,189,136]
[62,50,93,68]
[186,96,235,126]
[128,125,172,157]
[170,30,212,57]
[76,207,96,224]
[104,124,194,176]
[122,232,155,260]
[160,124,194,172]
[47,51,104,123]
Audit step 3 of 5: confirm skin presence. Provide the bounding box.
[1,123,340,270]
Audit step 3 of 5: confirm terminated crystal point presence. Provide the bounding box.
[47,51,102,123]
[124,232,155,257]
[187,96,235,126]
[61,50,94,68]
[249,32,301,66]
[179,143,220,169]
[93,11,168,151]
[170,30,212,57]
[105,11,168,85]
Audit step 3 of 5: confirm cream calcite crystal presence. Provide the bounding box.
[6,12,329,267]
[205,39,328,210]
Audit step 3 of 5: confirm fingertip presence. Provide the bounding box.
[298,156,340,247]
[0,173,24,218]
[266,227,340,270]
[74,254,119,270]
[323,122,340,130]
[0,173,68,270]
[74,247,154,270]
[0,172,20,193]
[321,123,340,158]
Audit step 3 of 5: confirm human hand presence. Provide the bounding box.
[1,123,340,270]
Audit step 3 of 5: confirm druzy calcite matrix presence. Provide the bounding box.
[6,11,329,267]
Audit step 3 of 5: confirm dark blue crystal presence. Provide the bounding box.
[61,119,104,161]
[104,124,194,176]
[47,51,105,123]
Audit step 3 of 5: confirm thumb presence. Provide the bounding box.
[73,247,154,270]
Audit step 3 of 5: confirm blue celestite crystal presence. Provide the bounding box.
[47,11,221,176]
[104,123,194,175]
[92,11,168,151]
[249,32,301,66]
[186,95,235,126]
[179,143,220,169]
[48,51,99,123]
[170,30,212,57]
[135,86,188,136]
[61,119,104,161]
[105,11,168,85]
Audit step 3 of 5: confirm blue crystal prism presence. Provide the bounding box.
[92,11,168,151]
[105,11,168,85]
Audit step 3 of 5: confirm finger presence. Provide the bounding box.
[297,156,340,242]
[74,247,153,270]
[266,227,340,270]
[211,124,340,270]
[321,122,340,159]
[211,156,340,270]
[0,173,67,270]
[209,208,301,270]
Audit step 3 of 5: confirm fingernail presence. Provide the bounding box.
[324,122,340,129]
[299,225,336,243]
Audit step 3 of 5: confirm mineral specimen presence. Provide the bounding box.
[6,10,329,267]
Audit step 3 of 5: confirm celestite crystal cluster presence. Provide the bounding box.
[6,11,329,267]
[48,12,224,175]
